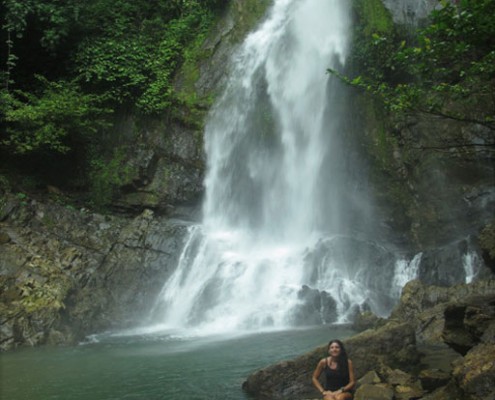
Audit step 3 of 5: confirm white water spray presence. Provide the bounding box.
[151,0,404,335]
[391,253,422,298]
[463,251,481,283]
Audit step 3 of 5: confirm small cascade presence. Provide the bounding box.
[391,253,422,298]
[463,251,481,283]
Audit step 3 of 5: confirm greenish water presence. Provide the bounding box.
[0,326,354,400]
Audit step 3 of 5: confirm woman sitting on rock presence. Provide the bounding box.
[312,339,356,399]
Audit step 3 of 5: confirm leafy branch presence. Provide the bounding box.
[332,0,495,138]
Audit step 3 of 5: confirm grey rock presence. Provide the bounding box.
[354,383,394,400]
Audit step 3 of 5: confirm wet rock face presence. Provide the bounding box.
[381,0,439,25]
[0,195,190,351]
[418,240,471,286]
[290,285,338,325]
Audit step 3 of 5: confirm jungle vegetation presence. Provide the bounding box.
[337,0,495,146]
[0,0,226,204]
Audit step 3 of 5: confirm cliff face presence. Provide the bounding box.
[349,0,494,281]
[0,193,189,350]
[100,0,272,216]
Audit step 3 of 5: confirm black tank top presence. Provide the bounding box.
[324,359,349,391]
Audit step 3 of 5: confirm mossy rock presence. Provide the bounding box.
[353,0,394,36]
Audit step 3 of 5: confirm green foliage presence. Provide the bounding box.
[353,0,394,36]
[335,0,495,131]
[3,0,79,48]
[0,0,231,206]
[1,76,111,154]
[1,0,224,150]
[88,146,133,208]
[72,0,218,114]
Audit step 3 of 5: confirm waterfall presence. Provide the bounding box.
[463,251,481,283]
[391,253,422,298]
[150,0,403,335]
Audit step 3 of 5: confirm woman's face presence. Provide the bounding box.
[328,342,341,358]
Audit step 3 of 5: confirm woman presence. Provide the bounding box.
[312,339,356,399]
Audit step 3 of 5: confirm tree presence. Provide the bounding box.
[331,0,495,140]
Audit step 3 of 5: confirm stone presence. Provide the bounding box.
[420,382,464,400]
[290,285,337,325]
[390,280,495,345]
[345,321,419,378]
[452,343,495,400]
[358,370,382,385]
[352,310,385,332]
[0,194,190,351]
[0,231,11,244]
[481,321,495,344]
[418,369,451,392]
[394,383,424,400]
[354,383,394,400]
[442,295,495,355]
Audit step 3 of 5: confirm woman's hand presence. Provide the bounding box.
[322,390,338,399]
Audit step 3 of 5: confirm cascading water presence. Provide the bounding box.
[150,0,412,335]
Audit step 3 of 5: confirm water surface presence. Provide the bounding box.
[1,326,354,400]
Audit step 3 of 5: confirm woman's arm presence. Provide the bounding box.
[312,359,326,395]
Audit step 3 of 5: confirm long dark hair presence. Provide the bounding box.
[328,339,350,383]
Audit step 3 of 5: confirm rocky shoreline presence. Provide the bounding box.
[242,279,495,400]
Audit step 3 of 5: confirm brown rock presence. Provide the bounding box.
[391,280,495,346]
[420,382,463,400]
[442,295,495,355]
[345,321,419,378]
[418,369,451,392]
[452,343,495,400]
[352,310,385,332]
[394,383,424,400]
[354,384,394,400]
[358,370,382,385]
[0,231,11,244]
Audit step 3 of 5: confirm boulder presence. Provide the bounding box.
[390,279,495,345]
[452,343,495,400]
[352,310,385,332]
[377,366,424,400]
[418,369,452,392]
[442,295,495,355]
[345,321,419,378]
[354,384,394,400]
[420,381,464,400]
[358,370,382,385]
[290,285,338,325]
